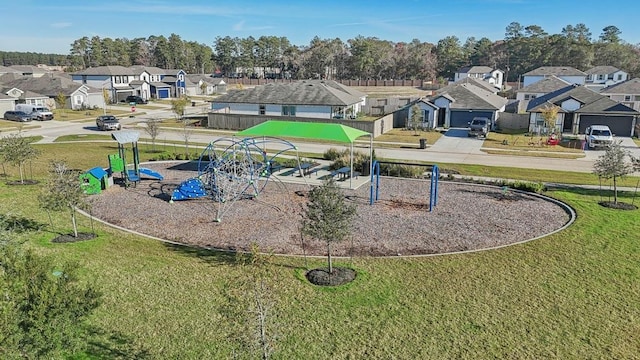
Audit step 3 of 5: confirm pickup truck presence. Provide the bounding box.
[468,117,490,138]
[585,125,613,149]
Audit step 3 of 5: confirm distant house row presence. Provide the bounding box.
[209,65,639,137]
[0,64,227,115]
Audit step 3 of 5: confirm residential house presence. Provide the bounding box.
[1,75,104,110]
[526,84,638,136]
[429,83,508,128]
[585,66,628,91]
[0,65,21,76]
[211,80,366,120]
[451,76,500,94]
[163,69,187,97]
[186,75,227,96]
[0,93,17,114]
[522,66,586,87]
[454,66,504,89]
[9,65,50,78]
[395,98,440,129]
[3,88,50,107]
[516,75,570,101]
[600,78,640,111]
[72,66,138,103]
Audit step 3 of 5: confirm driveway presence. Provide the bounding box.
[582,136,640,161]
[429,128,484,154]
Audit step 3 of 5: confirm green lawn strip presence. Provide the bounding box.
[481,149,585,159]
[3,181,640,358]
[374,128,443,145]
[0,121,40,130]
[483,133,584,153]
[53,109,132,121]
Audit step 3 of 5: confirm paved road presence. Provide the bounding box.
[6,107,640,175]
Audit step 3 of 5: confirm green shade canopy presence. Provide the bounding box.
[236,120,370,143]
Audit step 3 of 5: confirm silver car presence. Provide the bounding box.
[4,110,34,122]
[96,115,122,131]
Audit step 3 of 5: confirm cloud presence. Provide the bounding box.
[51,22,72,29]
[232,20,274,32]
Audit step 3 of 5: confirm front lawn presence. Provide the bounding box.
[374,128,443,145]
[483,132,584,153]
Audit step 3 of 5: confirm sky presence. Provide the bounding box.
[1,0,639,54]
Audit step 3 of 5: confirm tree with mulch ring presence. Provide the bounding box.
[39,160,95,241]
[0,133,41,185]
[301,178,357,286]
[593,142,636,210]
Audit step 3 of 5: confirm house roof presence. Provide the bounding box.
[0,65,21,74]
[150,82,171,88]
[213,80,364,106]
[600,78,640,95]
[527,84,638,114]
[431,83,507,110]
[523,66,586,77]
[162,76,177,82]
[20,90,48,99]
[129,80,146,86]
[585,66,621,75]
[457,66,495,74]
[73,66,136,76]
[448,76,498,92]
[0,93,15,100]
[237,120,370,143]
[10,65,47,74]
[517,75,570,94]
[0,75,87,97]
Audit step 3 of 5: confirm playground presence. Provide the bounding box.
[88,160,572,257]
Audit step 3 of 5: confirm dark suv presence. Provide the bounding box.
[96,115,121,131]
[125,95,148,104]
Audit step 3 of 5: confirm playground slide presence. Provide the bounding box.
[138,168,164,180]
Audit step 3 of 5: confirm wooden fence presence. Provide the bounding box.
[221,78,437,88]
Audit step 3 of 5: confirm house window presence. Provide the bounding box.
[259,105,265,115]
[625,95,632,101]
[597,74,605,81]
[618,74,623,81]
[74,95,82,105]
[282,105,296,116]
[524,94,537,100]
[634,96,640,101]
[587,74,593,81]
[535,113,546,128]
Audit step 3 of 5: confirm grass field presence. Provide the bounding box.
[2,142,640,358]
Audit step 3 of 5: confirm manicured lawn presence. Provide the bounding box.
[2,142,640,358]
[374,128,443,145]
[53,109,131,121]
[0,119,40,130]
[483,132,584,153]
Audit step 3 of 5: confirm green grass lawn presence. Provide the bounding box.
[374,128,443,145]
[53,109,132,121]
[483,132,584,153]
[2,143,640,358]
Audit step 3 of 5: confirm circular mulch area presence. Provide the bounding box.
[5,179,39,186]
[89,161,573,257]
[599,201,638,210]
[306,268,357,286]
[51,232,97,243]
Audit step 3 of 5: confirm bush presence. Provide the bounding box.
[323,148,341,161]
[379,163,423,178]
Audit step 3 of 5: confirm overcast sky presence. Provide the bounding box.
[1,0,638,54]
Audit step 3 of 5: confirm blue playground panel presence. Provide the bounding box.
[139,168,164,180]
[126,170,140,182]
[171,178,208,201]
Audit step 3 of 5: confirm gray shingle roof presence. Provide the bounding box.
[0,75,87,97]
[212,80,363,106]
[448,76,498,93]
[523,66,586,76]
[457,66,494,74]
[431,83,507,110]
[527,84,638,114]
[73,66,135,76]
[517,75,570,94]
[0,93,14,100]
[585,66,620,75]
[0,65,20,74]
[600,78,640,94]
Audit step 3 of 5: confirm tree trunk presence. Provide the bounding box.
[71,207,78,237]
[327,242,333,274]
[19,163,24,184]
[614,175,618,204]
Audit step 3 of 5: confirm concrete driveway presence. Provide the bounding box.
[582,136,640,161]
[428,128,484,154]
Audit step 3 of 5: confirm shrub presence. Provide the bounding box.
[323,148,341,161]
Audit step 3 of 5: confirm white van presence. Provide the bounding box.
[15,104,54,121]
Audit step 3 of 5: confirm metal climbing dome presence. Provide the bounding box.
[170,136,300,222]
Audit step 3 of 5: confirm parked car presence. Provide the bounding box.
[14,104,54,120]
[585,125,614,149]
[468,117,490,138]
[96,115,121,131]
[3,110,34,122]
[125,95,148,104]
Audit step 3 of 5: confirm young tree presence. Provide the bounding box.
[55,92,67,114]
[540,104,560,135]
[0,227,101,358]
[38,161,90,238]
[0,133,41,184]
[144,117,161,152]
[170,96,189,121]
[593,142,632,204]
[301,179,356,273]
[408,104,423,135]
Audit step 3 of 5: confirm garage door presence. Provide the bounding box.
[578,115,634,136]
[449,111,493,128]
[158,88,170,99]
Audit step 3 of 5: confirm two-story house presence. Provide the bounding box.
[454,66,504,89]
[585,66,628,91]
[72,66,138,103]
[522,66,586,87]
[516,75,570,101]
[600,78,640,112]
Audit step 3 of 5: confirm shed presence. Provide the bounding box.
[80,167,109,194]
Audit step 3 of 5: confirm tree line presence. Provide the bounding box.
[3,23,640,81]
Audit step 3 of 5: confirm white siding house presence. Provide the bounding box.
[522,66,586,87]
